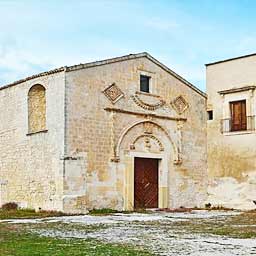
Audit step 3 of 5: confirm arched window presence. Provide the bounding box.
[28,84,46,133]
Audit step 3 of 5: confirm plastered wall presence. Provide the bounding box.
[207,56,256,209]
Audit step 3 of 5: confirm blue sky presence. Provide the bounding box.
[0,0,255,91]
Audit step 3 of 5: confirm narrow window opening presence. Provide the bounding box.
[207,110,213,120]
[140,75,150,93]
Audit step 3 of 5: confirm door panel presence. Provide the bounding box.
[134,158,158,208]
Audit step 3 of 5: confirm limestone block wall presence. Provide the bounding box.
[206,55,256,209]
[64,55,207,212]
[0,71,65,211]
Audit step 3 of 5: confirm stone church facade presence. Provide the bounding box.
[0,53,207,213]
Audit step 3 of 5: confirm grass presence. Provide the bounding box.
[0,209,255,255]
[0,209,69,220]
[1,208,256,241]
[88,208,152,215]
[1,206,239,219]
[0,207,152,219]
[165,210,256,239]
[0,224,152,256]
[88,208,120,215]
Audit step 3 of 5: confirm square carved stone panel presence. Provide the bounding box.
[103,83,124,104]
[171,95,189,115]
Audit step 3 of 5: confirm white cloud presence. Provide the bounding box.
[0,35,134,87]
[0,39,53,86]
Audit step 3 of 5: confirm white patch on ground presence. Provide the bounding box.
[0,210,240,224]
[2,210,255,255]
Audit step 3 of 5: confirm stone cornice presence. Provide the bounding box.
[104,107,187,121]
[218,86,256,95]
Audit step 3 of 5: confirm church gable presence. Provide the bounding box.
[62,53,207,212]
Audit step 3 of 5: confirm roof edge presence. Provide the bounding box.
[144,53,206,98]
[205,53,256,66]
[0,52,206,98]
[66,52,206,98]
[66,52,148,72]
[0,53,147,91]
[218,85,256,95]
[0,67,66,91]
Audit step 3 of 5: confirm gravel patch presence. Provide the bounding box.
[2,210,255,255]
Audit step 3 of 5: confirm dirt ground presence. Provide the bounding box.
[1,210,256,256]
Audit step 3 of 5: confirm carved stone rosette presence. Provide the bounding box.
[103,83,124,104]
[171,95,189,115]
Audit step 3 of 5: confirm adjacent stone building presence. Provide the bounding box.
[206,53,256,210]
[0,53,207,213]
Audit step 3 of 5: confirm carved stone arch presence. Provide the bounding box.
[115,120,180,163]
[130,134,164,151]
[28,84,46,95]
[28,84,46,133]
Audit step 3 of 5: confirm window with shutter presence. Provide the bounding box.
[230,100,247,131]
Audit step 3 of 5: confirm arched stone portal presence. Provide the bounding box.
[116,120,179,210]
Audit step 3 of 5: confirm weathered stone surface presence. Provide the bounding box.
[0,72,65,211]
[28,84,46,133]
[64,55,207,212]
[0,53,207,213]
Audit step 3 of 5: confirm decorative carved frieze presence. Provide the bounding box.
[113,120,184,165]
[174,158,182,165]
[143,122,153,134]
[130,134,164,152]
[171,95,189,115]
[103,83,124,104]
[111,156,120,162]
[131,93,165,111]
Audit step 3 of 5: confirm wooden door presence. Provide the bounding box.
[230,100,246,131]
[134,157,158,209]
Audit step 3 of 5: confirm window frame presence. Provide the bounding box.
[229,99,247,132]
[207,110,213,120]
[140,74,151,93]
[218,88,255,135]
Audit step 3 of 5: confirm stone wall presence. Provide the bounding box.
[64,56,207,212]
[0,71,65,211]
[206,55,256,209]
[0,54,207,213]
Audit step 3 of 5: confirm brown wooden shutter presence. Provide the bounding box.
[241,100,247,130]
[230,100,246,131]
